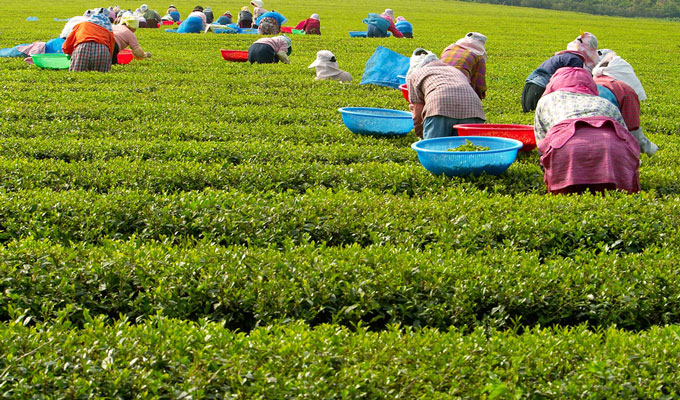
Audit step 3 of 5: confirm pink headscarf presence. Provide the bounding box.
[543,67,598,96]
[565,31,598,69]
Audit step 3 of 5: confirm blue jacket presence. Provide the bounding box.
[362,13,390,34]
[526,52,584,87]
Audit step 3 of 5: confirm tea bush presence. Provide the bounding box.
[1,0,680,396]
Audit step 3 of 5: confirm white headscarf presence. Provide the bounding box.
[308,50,347,80]
[60,16,88,38]
[406,48,438,77]
[455,32,487,60]
[592,50,647,101]
[383,8,394,20]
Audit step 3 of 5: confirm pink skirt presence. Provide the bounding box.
[539,117,640,194]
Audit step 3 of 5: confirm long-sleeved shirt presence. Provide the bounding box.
[143,9,162,21]
[380,14,403,38]
[407,60,485,130]
[294,18,320,34]
[534,90,625,144]
[62,21,115,56]
[594,75,641,131]
[254,36,289,54]
[525,52,584,88]
[112,24,141,51]
[439,45,486,99]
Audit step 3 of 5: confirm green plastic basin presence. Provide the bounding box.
[32,53,70,70]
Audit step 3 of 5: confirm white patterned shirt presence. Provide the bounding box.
[534,91,626,144]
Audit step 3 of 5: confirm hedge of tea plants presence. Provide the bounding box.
[1,0,680,396]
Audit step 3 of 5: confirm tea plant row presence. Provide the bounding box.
[2,237,679,331]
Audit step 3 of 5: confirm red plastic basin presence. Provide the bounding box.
[117,49,133,65]
[220,49,249,62]
[280,26,292,33]
[454,124,536,152]
[162,20,174,25]
[398,84,408,102]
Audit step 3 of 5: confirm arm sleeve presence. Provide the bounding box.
[294,20,306,30]
[388,21,404,38]
[61,26,78,54]
[407,76,425,105]
[566,55,584,68]
[276,51,290,64]
[534,108,548,145]
[108,33,115,56]
[410,103,425,138]
[473,57,486,100]
[127,31,142,51]
[132,47,146,59]
[629,127,658,156]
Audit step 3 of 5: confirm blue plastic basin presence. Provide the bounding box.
[411,136,523,176]
[338,107,413,136]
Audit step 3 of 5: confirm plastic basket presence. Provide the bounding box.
[398,84,408,101]
[31,53,70,70]
[338,107,413,136]
[349,31,367,38]
[220,49,249,62]
[454,124,536,152]
[280,26,292,33]
[117,49,133,64]
[411,136,522,176]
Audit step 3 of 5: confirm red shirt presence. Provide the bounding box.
[295,18,320,34]
[380,14,403,38]
[594,75,641,131]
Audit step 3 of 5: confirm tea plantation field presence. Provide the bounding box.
[1,0,680,397]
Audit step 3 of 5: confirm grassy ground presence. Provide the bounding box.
[1,0,680,397]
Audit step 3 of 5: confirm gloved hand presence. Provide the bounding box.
[630,128,658,156]
[276,51,290,64]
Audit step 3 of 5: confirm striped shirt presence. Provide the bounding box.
[406,60,485,121]
[594,75,641,131]
[440,45,486,99]
[534,91,625,144]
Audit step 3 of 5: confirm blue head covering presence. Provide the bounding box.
[255,11,286,26]
[88,12,112,31]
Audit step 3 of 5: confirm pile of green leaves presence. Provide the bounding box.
[448,139,491,151]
